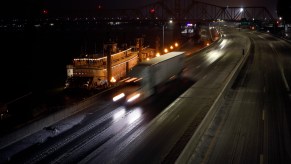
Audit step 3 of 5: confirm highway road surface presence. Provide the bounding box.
[183,30,291,164]
[0,25,263,163]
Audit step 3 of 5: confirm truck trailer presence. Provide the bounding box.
[113,51,185,105]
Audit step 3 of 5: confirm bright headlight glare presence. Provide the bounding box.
[113,93,125,102]
[127,93,141,102]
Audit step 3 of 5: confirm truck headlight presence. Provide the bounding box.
[113,93,125,102]
[127,93,141,102]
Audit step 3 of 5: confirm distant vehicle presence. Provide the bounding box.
[113,51,186,105]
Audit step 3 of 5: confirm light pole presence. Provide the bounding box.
[162,25,165,51]
[240,7,244,19]
[162,20,173,53]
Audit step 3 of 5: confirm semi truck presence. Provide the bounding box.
[113,51,185,105]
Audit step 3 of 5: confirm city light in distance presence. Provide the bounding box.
[164,48,168,53]
[110,77,116,83]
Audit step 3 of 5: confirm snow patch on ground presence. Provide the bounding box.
[0,113,86,163]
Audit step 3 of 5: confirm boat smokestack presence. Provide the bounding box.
[104,42,117,84]
[136,38,143,62]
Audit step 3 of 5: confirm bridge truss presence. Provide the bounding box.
[97,0,275,22]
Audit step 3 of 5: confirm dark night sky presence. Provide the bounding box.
[96,0,278,15]
[0,0,278,18]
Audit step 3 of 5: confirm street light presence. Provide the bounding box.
[239,7,244,19]
[162,25,165,51]
[164,48,168,53]
[162,20,173,53]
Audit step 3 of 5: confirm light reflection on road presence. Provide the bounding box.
[206,50,223,64]
[219,39,229,49]
[113,107,126,120]
[127,107,142,124]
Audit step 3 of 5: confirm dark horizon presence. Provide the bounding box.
[0,0,279,18]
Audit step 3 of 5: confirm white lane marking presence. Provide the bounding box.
[260,154,264,164]
[258,35,265,39]
[270,44,290,92]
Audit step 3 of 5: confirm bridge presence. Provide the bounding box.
[96,0,276,22]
